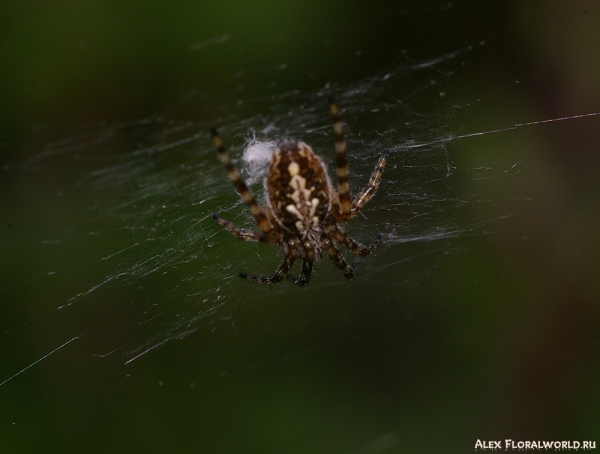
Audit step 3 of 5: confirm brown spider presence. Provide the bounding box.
[210,99,388,286]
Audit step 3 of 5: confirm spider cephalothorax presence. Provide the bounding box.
[211,100,387,286]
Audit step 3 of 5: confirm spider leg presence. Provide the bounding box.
[210,126,274,236]
[286,259,314,287]
[212,213,264,242]
[286,250,315,287]
[329,226,382,256]
[351,149,388,217]
[240,249,297,284]
[329,98,352,221]
[322,236,355,280]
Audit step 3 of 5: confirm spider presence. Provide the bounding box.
[210,99,388,286]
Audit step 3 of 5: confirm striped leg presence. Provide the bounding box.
[329,98,352,220]
[210,126,273,236]
[351,150,388,217]
[286,258,314,287]
[212,213,263,241]
[322,236,355,280]
[240,251,296,284]
[286,247,316,286]
[329,226,382,256]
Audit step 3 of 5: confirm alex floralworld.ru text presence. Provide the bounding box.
[475,439,596,450]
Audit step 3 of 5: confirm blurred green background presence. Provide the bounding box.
[1,1,600,453]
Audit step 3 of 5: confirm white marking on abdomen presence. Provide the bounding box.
[286,204,302,218]
[288,161,300,176]
[289,175,312,204]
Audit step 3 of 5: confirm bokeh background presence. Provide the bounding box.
[1,1,599,452]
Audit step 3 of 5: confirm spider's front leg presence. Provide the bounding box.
[212,213,265,242]
[286,247,316,287]
[286,258,314,287]
[329,226,382,256]
[322,236,355,280]
[240,249,297,285]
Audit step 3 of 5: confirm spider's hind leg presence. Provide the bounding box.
[210,126,273,236]
[329,98,352,221]
[351,149,388,218]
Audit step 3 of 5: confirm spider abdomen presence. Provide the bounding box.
[265,141,331,236]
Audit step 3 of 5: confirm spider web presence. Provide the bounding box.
[2,1,600,451]
[4,62,487,358]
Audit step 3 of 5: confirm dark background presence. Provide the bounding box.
[1,1,599,452]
